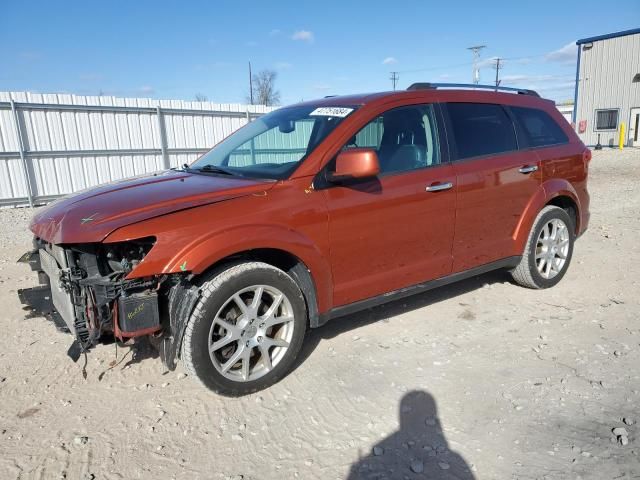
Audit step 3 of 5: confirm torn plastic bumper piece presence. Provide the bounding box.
[152,278,200,371]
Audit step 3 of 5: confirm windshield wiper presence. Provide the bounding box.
[188,164,237,176]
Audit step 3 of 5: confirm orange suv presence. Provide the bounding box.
[19,83,590,395]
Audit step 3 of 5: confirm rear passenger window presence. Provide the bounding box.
[511,106,569,147]
[446,103,517,160]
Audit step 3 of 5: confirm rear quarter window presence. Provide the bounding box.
[511,106,569,148]
[445,103,517,160]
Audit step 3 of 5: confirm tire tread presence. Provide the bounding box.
[181,261,306,396]
[511,205,569,289]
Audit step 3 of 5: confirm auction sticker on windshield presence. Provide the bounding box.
[310,107,354,117]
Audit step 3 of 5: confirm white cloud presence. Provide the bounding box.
[513,57,533,65]
[477,56,500,68]
[501,74,573,85]
[382,56,398,65]
[269,29,282,36]
[275,61,293,70]
[194,61,231,71]
[292,30,314,42]
[499,74,576,98]
[19,51,42,61]
[545,42,578,64]
[312,84,331,91]
[138,85,155,95]
[245,40,258,47]
[79,73,104,82]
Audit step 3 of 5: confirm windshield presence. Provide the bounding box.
[189,105,356,180]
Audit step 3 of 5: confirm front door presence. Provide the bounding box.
[322,104,456,307]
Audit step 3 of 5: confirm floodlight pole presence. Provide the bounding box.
[249,61,254,105]
[467,45,487,84]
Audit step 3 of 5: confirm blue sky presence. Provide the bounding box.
[1,1,638,105]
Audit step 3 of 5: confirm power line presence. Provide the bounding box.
[395,61,475,74]
[390,71,399,90]
[393,50,556,76]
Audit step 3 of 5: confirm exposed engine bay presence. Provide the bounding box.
[18,237,200,369]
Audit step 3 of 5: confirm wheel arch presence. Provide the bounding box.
[513,180,582,253]
[155,223,332,325]
[192,247,323,328]
[545,194,579,233]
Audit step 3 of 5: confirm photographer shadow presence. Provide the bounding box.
[348,390,475,479]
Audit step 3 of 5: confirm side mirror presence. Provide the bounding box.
[328,148,380,182]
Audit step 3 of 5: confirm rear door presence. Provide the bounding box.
[322,103,456,307]
[442,102,542,272]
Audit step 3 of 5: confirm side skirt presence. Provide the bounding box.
[319,256,521,325]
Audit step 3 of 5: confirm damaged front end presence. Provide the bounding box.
[18,237,199,369]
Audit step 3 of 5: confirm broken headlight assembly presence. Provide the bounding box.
[101,236,156,274]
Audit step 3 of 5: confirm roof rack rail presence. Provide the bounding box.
[406,82,540,97]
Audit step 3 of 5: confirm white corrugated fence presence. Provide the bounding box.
[0,92,276,207]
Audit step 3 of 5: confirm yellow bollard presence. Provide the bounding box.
[619,122,625,150]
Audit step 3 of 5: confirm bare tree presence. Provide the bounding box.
[248,69,281,106]
[194,93,208,102]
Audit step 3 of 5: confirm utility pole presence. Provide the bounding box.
[467,45,486,84]
[493,58,503,89]
[248,61,254,105]
[390,72,399,90]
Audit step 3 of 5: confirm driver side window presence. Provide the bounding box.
[345,104,440,174]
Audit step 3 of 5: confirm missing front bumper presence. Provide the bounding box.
[18,244,162,346]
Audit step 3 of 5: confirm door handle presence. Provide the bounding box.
[518,165,538,174]
[426,182,453,192]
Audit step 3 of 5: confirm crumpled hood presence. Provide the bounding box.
[30,170,274,244]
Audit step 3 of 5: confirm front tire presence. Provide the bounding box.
[181,262,308,396]
[511,205,575,289]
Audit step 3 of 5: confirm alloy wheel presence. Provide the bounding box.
[535,218,570,279]
[208,285,295,382]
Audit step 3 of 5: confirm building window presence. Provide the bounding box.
[595,109,619,131]
[633,73,640,83]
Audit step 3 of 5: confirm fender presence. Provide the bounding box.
[512,179,581,254]
[112,223,334,314]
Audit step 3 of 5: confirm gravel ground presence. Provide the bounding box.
[0,148,639,480]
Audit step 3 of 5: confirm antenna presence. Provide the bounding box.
[467,45,486,84]
[390,71,399,90]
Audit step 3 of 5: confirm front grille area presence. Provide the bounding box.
[38,243,90,344]
[23,238,164,349]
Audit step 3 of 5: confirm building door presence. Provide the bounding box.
[630,108,640,146]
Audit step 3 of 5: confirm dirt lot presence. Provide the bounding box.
[1,148,639,480]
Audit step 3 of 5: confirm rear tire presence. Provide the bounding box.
[181,262,307,396]
[511,206,575,289]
